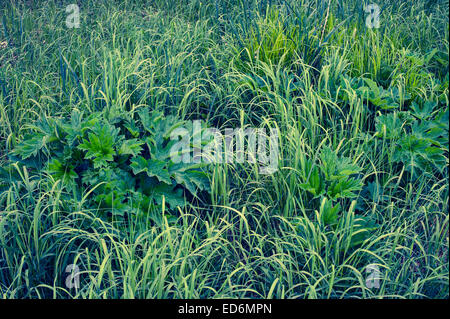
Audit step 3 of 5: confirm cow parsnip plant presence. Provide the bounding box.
[5,108,210,222]
[375,101,448,178]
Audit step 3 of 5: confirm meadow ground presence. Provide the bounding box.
[0,0,448,298]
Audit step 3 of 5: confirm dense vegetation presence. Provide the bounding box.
[0,0,448,298]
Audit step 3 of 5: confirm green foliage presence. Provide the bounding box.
[78,122,120,168]
[5,108,210,221]
[234,6,328,74]
[300,146,363,201]
[299,146,370,242]
[375,101,448,177]
[319,197,340,226]
[337,76,411,110]
[0,0,448,300]
[238,8,303,69]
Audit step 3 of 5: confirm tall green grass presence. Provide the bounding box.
[0,0,448,298]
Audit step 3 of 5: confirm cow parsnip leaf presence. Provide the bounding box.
[78,122,120,169]
[47,158,77,185]
[119,139,144,157]
[130,156,171,184]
